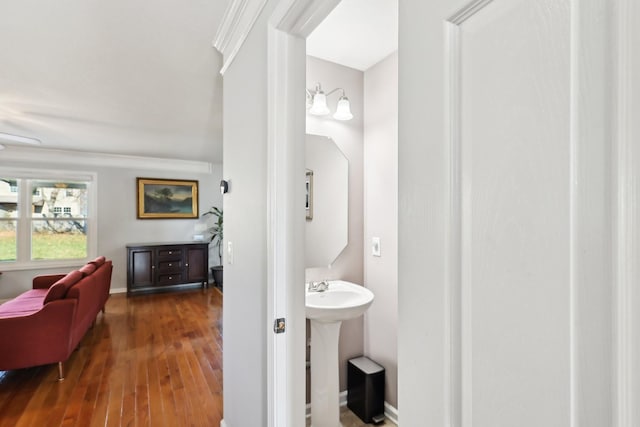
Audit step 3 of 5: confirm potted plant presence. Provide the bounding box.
[204,206,223,287]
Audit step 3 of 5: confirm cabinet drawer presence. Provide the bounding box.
[158,260,182,272]
[157,273,183,285]
[127,242,209,295]
[158,248,182,258]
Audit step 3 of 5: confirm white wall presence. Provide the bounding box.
[363,51,398,408]
[306,56,364,285]
[220,1,276,425]
[627,1,640,423]
[0,152,222,299]
[305,55,365,393]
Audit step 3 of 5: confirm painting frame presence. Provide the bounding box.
[137,177,199,219]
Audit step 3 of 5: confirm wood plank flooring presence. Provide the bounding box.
[0,286,393,427]
[0,287,223,427]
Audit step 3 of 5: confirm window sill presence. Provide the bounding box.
[0,259,92,272]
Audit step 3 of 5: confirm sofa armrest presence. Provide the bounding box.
[0,299,77,371]
[33,274,66,289]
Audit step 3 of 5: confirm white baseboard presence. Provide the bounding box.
[384,401,399,425]
[305,391,399,425]
[305,391,348,417]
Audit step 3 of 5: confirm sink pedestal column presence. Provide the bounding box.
[309,319,343,427]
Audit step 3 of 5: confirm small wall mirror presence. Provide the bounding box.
[305,134,349,268]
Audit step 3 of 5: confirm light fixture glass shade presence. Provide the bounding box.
[309,92,330,116]
[333,96,353,121]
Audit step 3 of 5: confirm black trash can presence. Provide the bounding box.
[347,356,385,424]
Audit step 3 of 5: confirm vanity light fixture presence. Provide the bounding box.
[306,83,353,121]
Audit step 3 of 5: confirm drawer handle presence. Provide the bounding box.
[168,251,172,255]
[168,263,172,267]
[185,263,189,267]
[152,266,155,269]
[169,276,172,280]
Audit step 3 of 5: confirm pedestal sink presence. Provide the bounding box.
[306,280,374,427]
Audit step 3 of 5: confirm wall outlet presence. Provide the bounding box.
[227,241,233,264]
[372,237,381,257]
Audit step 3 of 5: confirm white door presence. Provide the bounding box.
[399,0,616,426]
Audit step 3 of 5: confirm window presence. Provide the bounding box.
[0,171,96,267]
[0,179,18,262]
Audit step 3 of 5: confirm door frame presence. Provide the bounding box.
[263,0,640,425]
[615,0,639,425]
[266,1,342,426]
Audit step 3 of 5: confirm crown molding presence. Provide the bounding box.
[0,146,214,174]
[213,0,268,75]
[271,0,341,38]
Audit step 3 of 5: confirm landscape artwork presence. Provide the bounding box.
[137,178,198,219]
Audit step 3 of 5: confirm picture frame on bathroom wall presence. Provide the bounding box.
[306,169,314,220]
[137,177,199,219]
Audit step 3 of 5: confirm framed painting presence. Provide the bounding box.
[137,178,199,219]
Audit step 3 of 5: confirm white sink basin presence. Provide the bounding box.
[305,280,374,323]
[306,280,375,426]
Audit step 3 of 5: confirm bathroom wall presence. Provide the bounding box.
[306,55,364,392]
[363,51,398,408]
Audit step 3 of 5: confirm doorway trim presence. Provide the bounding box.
[615,0,638,425]
[266,1,342,426]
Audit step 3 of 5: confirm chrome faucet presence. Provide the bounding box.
[308,280,329,292]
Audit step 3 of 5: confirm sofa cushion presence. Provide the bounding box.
[15,289,49,301]
[88,256,106,267]
[43,282,67,304]
[43,270,83,304]
[79,263,97,277]
[0,289,48,318]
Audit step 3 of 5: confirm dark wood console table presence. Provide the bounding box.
[126,242,209,296]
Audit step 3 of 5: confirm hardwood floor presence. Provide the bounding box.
[0,286,394,427]
[0,287,223,427]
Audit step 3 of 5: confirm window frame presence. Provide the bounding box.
[0,168,98,270]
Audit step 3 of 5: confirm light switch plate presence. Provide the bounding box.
[227,241,233,264]
[372,237,381,257]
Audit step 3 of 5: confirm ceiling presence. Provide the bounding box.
[0,0,397,164]
[306,0,398,71]
[0,0,229,163]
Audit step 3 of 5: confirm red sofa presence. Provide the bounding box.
[0,256,113,380]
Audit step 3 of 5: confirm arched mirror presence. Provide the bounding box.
[305,134,348,267]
